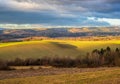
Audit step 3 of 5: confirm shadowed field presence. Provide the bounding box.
[0,40,120,60]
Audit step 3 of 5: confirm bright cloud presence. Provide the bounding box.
[97,18,120,26]
[88,17,120,26]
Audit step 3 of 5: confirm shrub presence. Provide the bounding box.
[0,59,11,70]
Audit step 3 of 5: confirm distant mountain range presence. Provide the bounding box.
[68,27,120,33]
[0,27,120,40]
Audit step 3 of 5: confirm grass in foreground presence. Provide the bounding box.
[0,68,120,84]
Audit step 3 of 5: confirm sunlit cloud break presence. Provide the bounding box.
[87,17,120,26]
[0,24,44,29]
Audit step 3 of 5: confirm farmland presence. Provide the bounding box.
[0,39,120,84]
[0,40,120,60]
[0,67,119,84]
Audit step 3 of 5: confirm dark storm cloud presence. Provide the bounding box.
[105,0,120,3]
[0,11,82,25]
[0,0,120,27]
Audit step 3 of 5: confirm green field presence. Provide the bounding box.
[0,68,119,84]
[0,40,120,60]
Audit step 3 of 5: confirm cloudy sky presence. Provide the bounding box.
[0,0,120,28]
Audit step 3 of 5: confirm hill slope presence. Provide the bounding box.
[0,40,120,60]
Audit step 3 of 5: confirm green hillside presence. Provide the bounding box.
[0,40,120,60]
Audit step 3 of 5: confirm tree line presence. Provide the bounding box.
[0,47,120,70]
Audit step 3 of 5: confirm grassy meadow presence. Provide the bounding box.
[0,68,119,84]
[0,40,120,84]
[0,40,120,60]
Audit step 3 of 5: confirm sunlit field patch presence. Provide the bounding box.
[0,40,120,60]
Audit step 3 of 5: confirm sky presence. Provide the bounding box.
[0,0,120,29]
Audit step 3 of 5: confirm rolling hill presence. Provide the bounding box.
[0,40,120,60]
[0,27,120,41]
